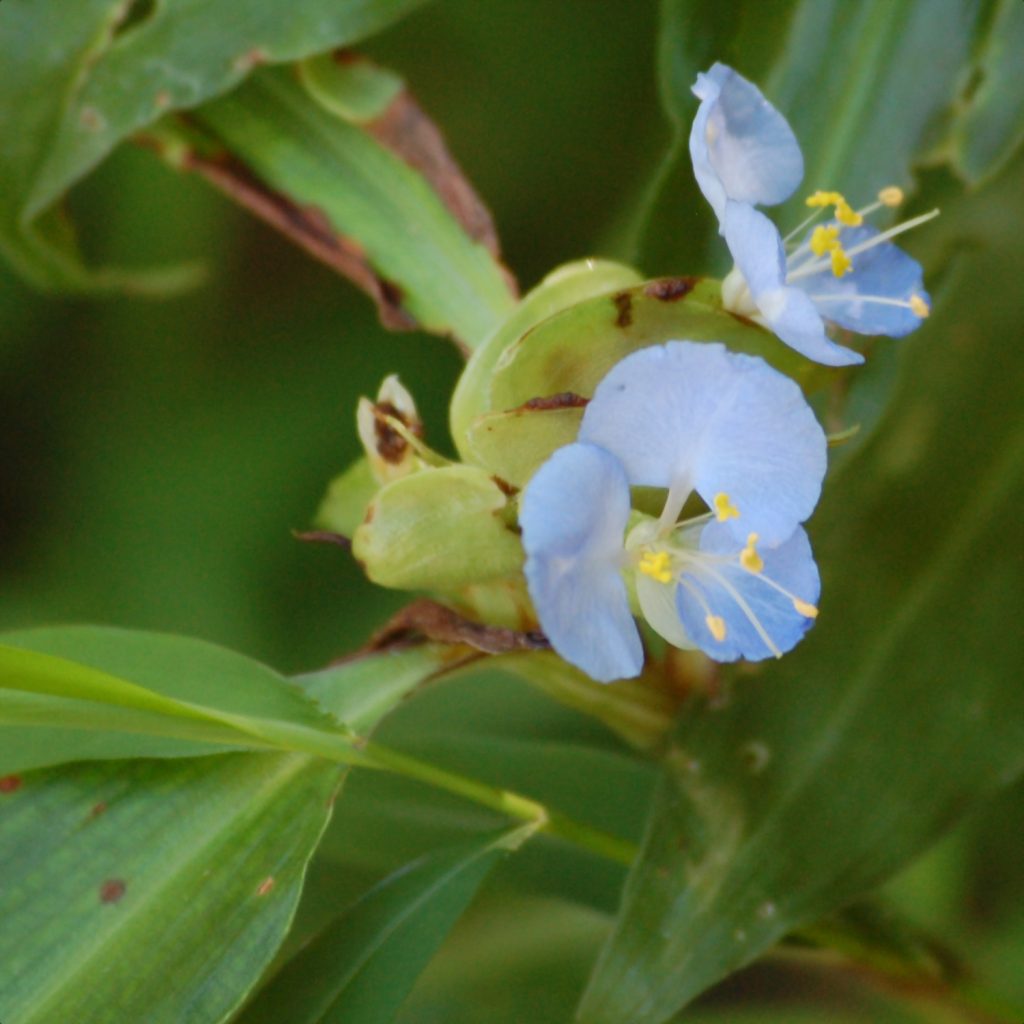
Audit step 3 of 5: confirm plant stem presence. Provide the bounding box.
[358,738,638,866]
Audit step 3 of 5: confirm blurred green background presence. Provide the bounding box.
[2,1,1024,1019]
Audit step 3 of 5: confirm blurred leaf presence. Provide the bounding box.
[947,0,1024,185]
[180,65,516,347]
[239,824,538,1024]
[629,0,798,274]
[576,233,1024,1022]
[766,0,984,223]
[0,0,432,290]
[0,751,341,1024]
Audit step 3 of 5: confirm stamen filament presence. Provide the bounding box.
[697,563,783,658]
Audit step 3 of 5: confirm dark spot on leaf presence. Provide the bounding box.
[100,879,127,904]
[521,392,588,412]
[88,801,108,819]
[644,276,698,302]
[0,775,22,794]
[613,291,634,328]
[256,876,276,897]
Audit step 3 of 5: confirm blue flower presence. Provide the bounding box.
[520,342,826,682]
[691,63,936,367]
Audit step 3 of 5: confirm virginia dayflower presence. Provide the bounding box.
[690,63,936,367]
[520,342,826,683]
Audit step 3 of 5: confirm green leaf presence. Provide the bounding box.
[239,825,538,1024]
[947,0,1024,185]
[0,0,432,290]
[0,628,449,774]
[0,751,342,1024]
[314,456,379,538]
[576,230,1024,1022]
[184,65,516,347]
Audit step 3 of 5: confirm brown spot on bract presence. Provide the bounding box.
[373,400,411,464]
[232,48,268,73]
[88,801,108,819]
[257,877,276,897]
[0,775,22,794]
[644,276,698,302]
[154,90,172,111]
[79,107,106,132]
[613,291,634,328]
[100,879,127,904]
[520,392,588,412]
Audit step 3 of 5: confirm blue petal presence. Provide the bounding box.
[675,523,820,662]
[690,63,803,227]
[791,223,929,338]
[579,341,827,546]
[520,443,643,682]
[724,202,864,366]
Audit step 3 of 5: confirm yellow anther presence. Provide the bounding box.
[806,190,843,208]
[793,598,819,619]
[878,186,904,207]
[638,550,673,584]
[910,294,930,318]
[740,533,764,574]
[835,199,863,227]
[714,492,740,521]
[705,614,727,642]
[810,224,839,256]
[830,246,853,277]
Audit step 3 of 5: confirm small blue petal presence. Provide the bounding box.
[579,341,827,546]
[520,443,643,683]
[690,63,804,227]
[724,202,864,366]
[791,223,929,338]
[675,523,820,662]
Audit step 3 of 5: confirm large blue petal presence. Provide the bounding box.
[724,202,864,366]
[690,63,803,227]
[579,342,827,546]
[520,443,643,683]
[791,223,929,338]
[675,523,820,662]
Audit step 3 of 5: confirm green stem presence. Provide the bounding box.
[358,739,638,866]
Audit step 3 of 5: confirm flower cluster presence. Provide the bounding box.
[691,63,934,366]
[519,63,936,682]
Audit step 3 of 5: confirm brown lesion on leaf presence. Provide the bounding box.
[350,50,518,299]
[0,775,22,794]
[644,276,698,302]
[613,291,634,328]
[99,879,127,904]
[368,598,549,656]
[145,129,420,331]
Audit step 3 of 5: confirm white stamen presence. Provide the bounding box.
[696,562,783,658]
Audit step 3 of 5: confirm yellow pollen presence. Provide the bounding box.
[878,186,904,207]
[830,246,853,277]
[714,492,740,521]
[910,294,930,318]
[835,199,863,227]
[638,550,673,584]
[793,598,819,619]
[705,614,727,642]
[806,190,843,208]
[740,533,764,574]
[810,224,839,256]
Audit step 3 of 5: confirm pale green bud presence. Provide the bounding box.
[353,465,523,591]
